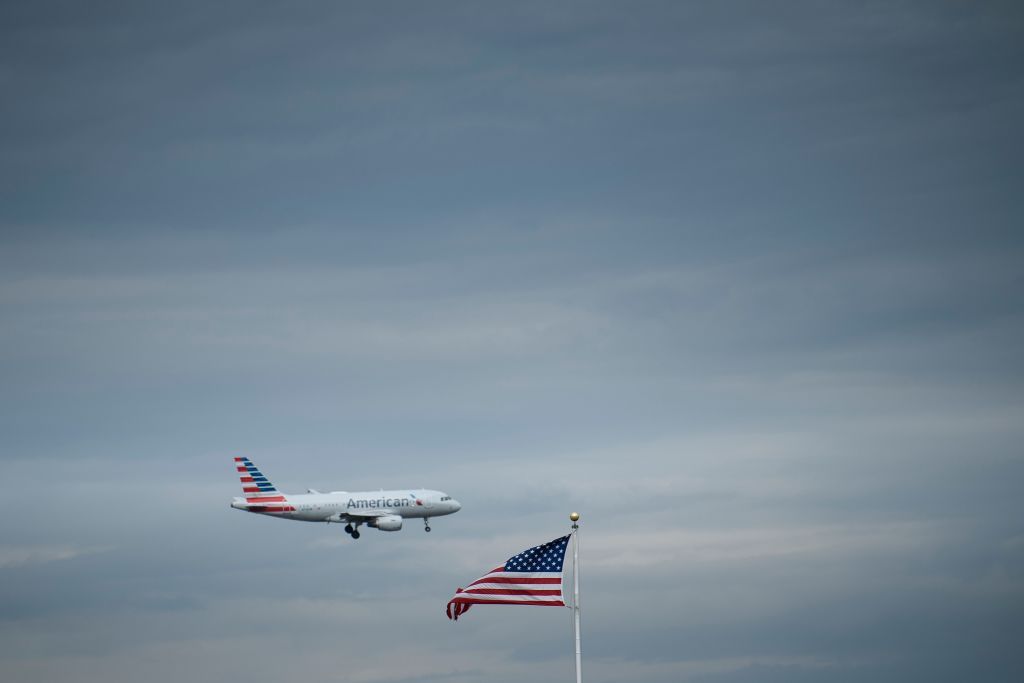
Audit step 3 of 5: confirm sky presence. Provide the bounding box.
[1,1,1023,681]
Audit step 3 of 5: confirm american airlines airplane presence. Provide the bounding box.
[229,456,461,539]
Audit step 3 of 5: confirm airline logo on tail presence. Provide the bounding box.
[234,456,294,513]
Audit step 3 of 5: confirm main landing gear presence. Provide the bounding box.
[344,523,361,539]
[424,518,431,533]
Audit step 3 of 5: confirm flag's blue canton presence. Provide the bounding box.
[503,535,569,573]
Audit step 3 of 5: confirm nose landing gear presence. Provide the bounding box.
[424,518,431,532]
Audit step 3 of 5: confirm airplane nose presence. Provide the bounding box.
[451,500,461,512]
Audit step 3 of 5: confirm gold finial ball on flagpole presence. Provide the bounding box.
[569,512,580,522]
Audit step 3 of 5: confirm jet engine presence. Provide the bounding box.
[368,514,403,531]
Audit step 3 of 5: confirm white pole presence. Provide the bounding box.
[570,512,582,683]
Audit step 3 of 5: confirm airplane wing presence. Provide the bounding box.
[344,509,394,518]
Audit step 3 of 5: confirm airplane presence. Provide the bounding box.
[229,456,461,539]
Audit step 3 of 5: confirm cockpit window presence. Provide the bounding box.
[441,496,450,501]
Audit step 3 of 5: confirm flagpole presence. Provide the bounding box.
[570,512,582,683]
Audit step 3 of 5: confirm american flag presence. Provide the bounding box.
[446,535,570,621]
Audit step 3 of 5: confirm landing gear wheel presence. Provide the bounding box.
[425,526,431,532]
[344,524,353,534]
[424,518,431,532]
[351,530,360,539]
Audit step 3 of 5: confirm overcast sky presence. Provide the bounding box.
[2,2,1023,682]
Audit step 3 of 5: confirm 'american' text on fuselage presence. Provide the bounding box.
[348,497,412,509]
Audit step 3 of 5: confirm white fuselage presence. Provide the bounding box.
[230,488,460,524]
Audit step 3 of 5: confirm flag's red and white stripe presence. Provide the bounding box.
[446,566,564,620]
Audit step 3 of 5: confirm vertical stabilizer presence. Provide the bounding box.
[234,456,285,501]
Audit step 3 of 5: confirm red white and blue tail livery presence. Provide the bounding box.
[230,457,461,539]
[234,456,294,514]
